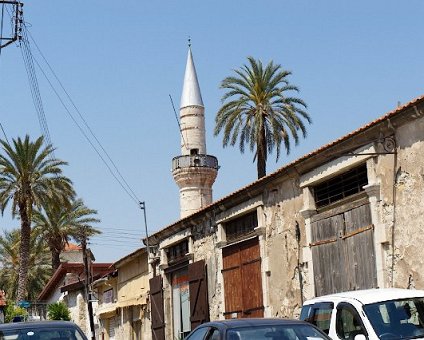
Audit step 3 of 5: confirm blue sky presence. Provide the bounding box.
[1,1,423,262]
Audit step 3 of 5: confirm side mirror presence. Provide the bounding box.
[354,335,367,340]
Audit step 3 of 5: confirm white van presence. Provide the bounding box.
[300,288,424,340]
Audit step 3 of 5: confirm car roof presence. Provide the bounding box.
[197,318,312,330]
[303,288,424,305]
[0,320,79,330]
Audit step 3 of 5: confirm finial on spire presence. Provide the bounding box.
[188,36,191,48]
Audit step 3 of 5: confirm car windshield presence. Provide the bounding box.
[363,297,424,339]
[0,326,86,340]
[227,323,328,340]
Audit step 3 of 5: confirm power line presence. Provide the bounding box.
[19,23,54,154]
[169,94,188,151]
[19,22,141,207]
[89,242,142,248]
[26,29,141,204]
[91,235,142,241]
[0,121,10,145]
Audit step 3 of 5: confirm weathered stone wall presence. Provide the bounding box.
[262,179,306,318]
[191,220,223,320]
[391,115,424,289]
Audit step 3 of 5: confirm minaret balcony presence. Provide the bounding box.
[172,154,219,171]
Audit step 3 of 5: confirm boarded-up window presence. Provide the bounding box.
[313,164,368,208]
[167,239,189,264]
[103,289,113,304]
[226,211,258,242]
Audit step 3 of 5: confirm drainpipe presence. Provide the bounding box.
[390,139,398,287]
[295,221,304,305]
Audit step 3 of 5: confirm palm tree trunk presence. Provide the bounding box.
[257,126,267,179]
[51,246,62,271]
[17,203,31,302]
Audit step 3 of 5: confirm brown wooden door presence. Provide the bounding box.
[311,202,377,296]
[222,237,264,318]
[149,275,165,340]
[188,260,209,330]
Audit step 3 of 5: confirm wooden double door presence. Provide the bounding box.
[222,237,264,318]
[149,260,209,340]
[310,200,377,296]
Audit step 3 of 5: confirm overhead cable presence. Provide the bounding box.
[19,22,141,207]
[26,28,140,205]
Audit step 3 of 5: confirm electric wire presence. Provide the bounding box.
[19,25,139,205]
[26,28,140,205]
[92,234,142,241]
[0,2,4,56]
[20,21,141,207]
[169,94,188,150]
[0,121,10,145]
[18,14,55,157]
[99,226,147,232]
[2,12,151,250]
[89,242,141,248]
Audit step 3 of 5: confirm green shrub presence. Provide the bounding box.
[47,301,71,321]
[4,304,28,323]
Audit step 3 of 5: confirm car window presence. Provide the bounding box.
[186,326,210,340]
[300,302,333,335]
[227,324,329,340]
[363,297,424,339]
[0,331,20,340]
[336,303,366,340]
[0,327,85,340]
[206,328,220,340]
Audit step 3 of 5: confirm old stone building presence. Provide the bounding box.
[93,247,150,340]
[144,46,424,340]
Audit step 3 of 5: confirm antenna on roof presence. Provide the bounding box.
[169,94,188,150]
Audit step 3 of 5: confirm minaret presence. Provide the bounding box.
[172,44,219,218]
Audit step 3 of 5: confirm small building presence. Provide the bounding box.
[37,261,112,337]
[93,247,150,340]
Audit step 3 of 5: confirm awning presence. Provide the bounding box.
[117,294,147,308]
[96,303,117,318]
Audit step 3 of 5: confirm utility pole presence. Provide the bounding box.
[0,1,23,52]
[140,201,155,276]
[81,232,96,340]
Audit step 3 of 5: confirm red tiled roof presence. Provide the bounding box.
[63,243,82,251]
[37,262,113,301]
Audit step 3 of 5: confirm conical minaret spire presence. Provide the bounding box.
[172,44,219,218]
[180,46,204,109]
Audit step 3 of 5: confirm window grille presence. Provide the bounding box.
[226,211,258,242]
[313,164,368,208]
[167,239,189,264]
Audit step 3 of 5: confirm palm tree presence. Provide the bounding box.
[0,135,74,302]
[214,57,311,179]
[0,228,51,302]
[33,198,101,271]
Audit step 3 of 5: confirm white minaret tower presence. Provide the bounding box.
[172,43,219,218]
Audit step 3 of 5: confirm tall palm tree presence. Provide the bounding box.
[33,198,101,271]
[214,57,311,179]
[0,135,74,302]
[0,228,51,302]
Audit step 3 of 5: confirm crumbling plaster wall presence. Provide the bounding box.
[262,178,307,318]
[390,115,424,289]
